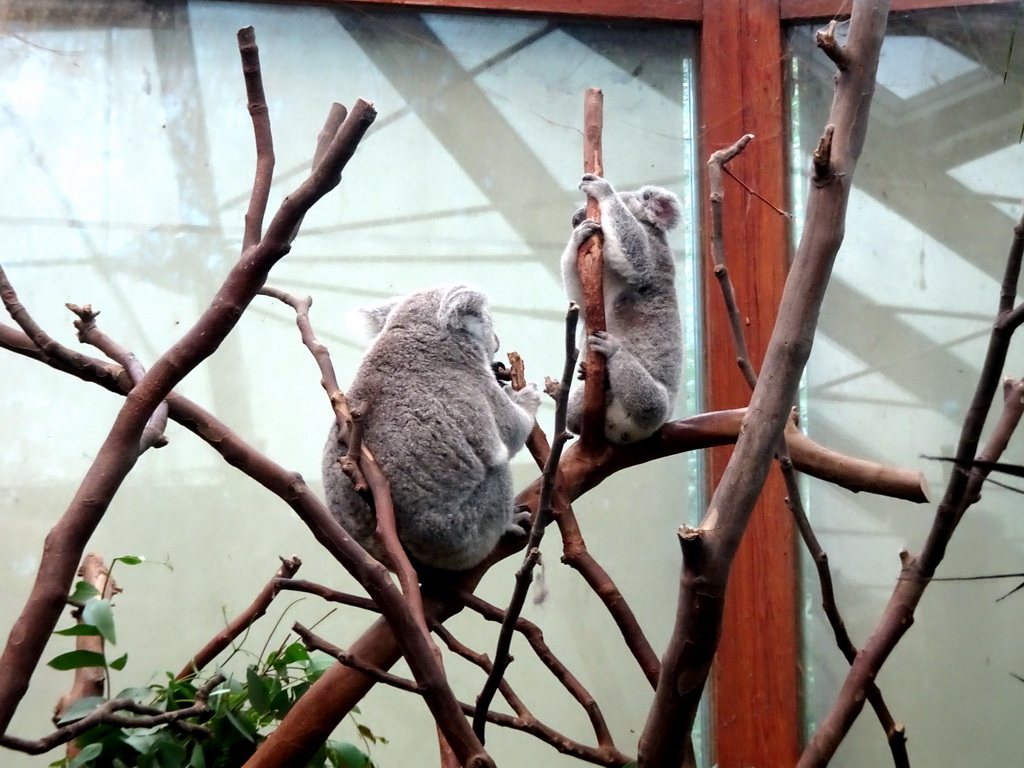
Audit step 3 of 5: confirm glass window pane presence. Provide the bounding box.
[790,8,1024,766]
[0,3,699,765]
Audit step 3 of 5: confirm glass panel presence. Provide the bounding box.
[0,2,699,765]
[790,8,1024,766]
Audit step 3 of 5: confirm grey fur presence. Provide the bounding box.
[322,285,541,571]
[560,173,683,444]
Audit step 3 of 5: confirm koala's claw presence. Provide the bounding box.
[579,173,614,199]
[587,331,621,359]
[507,506,533,538]
[576,360,588,381]
[571,218,601,247]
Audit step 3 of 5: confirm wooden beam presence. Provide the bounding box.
[264,0,701,22]
[782,0,1011,21]
[699,1,800,766]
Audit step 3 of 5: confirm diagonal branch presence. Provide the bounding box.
[0,44,376,739]
[638,2,891,764]
[708,132,907,765]
[176,556,302,681]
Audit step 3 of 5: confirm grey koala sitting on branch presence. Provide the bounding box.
[322,284,541,572]
[561,173,683,445]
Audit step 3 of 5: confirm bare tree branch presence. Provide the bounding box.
[66,303,169,453]
[238,26,275,251]
[638,3,891,764]
[2,674,224,755]
[797,171,1024,768]
[176,556,302,681]
[0,41,376,738]
[473,304,578,741]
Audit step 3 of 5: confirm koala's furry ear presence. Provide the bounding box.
[352,297,400,338]
[638,186,682,232]
[437,284,492,344]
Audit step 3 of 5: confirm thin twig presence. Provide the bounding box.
[176,556,302,681]
[459,590,615,749]
[66,303,169,453]
[297,623,631,767]
[2,675,224,754]
[800,213,1024,764]
[473,304,578,742]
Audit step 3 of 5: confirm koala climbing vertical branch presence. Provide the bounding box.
[577,87,607,451]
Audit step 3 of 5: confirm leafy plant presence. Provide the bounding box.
[46,564,382,768]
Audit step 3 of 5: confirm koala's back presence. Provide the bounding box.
[323,325,512,571]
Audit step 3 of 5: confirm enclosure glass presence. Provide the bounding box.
[791,8,1024,766]
[0,1,699,765]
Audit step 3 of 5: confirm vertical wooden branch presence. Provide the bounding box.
[577,88,607,451]
[239,26,274,252]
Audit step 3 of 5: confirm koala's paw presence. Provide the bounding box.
[571,218,601,247]
[588,331,621,359]
[507,506,533,538]
[579,173,614,199]
[511,382,542,416]
[576,360,588,381]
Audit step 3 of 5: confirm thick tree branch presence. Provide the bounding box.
[709,130,907,764]
[638,3,890,764]
[0,42,376,738]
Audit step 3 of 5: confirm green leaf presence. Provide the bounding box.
[113,555,144,566]
[115,686,155,701]
[83,599,116,645]
[109,653,128,671]
[69,582,101,604]
[281,642,309,664]
[69,742,103,767]
[54,625,103,637]
[325,741,368,768]
[225,709,255,742]
[48,650,107,671]
[188,743,206,768]
[56,696,106,724]
[355,724,377,744]
[246,666,271,714]
[152,736,186,768]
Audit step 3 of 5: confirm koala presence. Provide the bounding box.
[561,173,683,445]
[322,284,542,572]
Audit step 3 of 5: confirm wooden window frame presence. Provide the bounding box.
[276,0,1008,764]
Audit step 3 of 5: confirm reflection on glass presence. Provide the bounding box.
[791,8,1024,766]
[0,2,699,765]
